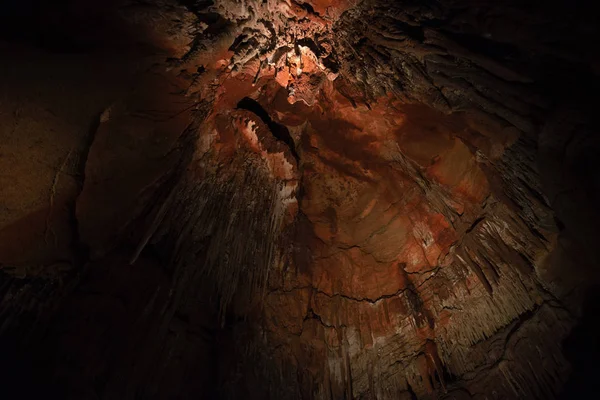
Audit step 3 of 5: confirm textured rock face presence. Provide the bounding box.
[1,0,599,399]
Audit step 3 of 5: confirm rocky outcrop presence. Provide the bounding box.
[1,0,599,399]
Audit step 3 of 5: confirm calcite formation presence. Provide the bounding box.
[0,0,599,399]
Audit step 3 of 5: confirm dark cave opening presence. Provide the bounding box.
[236,96,300,161]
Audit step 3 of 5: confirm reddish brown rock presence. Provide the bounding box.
[1,0,599,399]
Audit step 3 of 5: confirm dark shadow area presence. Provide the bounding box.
[559,286,600,399]
[0,0,109,52]
[237,97,300,161]
[1,0,600,398]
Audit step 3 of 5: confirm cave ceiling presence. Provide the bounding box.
[0,0,599,399]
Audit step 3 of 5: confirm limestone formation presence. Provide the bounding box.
[0,0,599,399]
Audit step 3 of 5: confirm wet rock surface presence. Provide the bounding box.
[1,0,599,399]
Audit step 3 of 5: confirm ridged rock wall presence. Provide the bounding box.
[1,0,599,399]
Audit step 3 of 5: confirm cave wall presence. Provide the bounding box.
[1,0,599,399]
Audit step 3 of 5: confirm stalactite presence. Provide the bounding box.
[151,151,288,319]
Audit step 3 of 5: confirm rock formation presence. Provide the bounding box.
[0,0,599,399]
